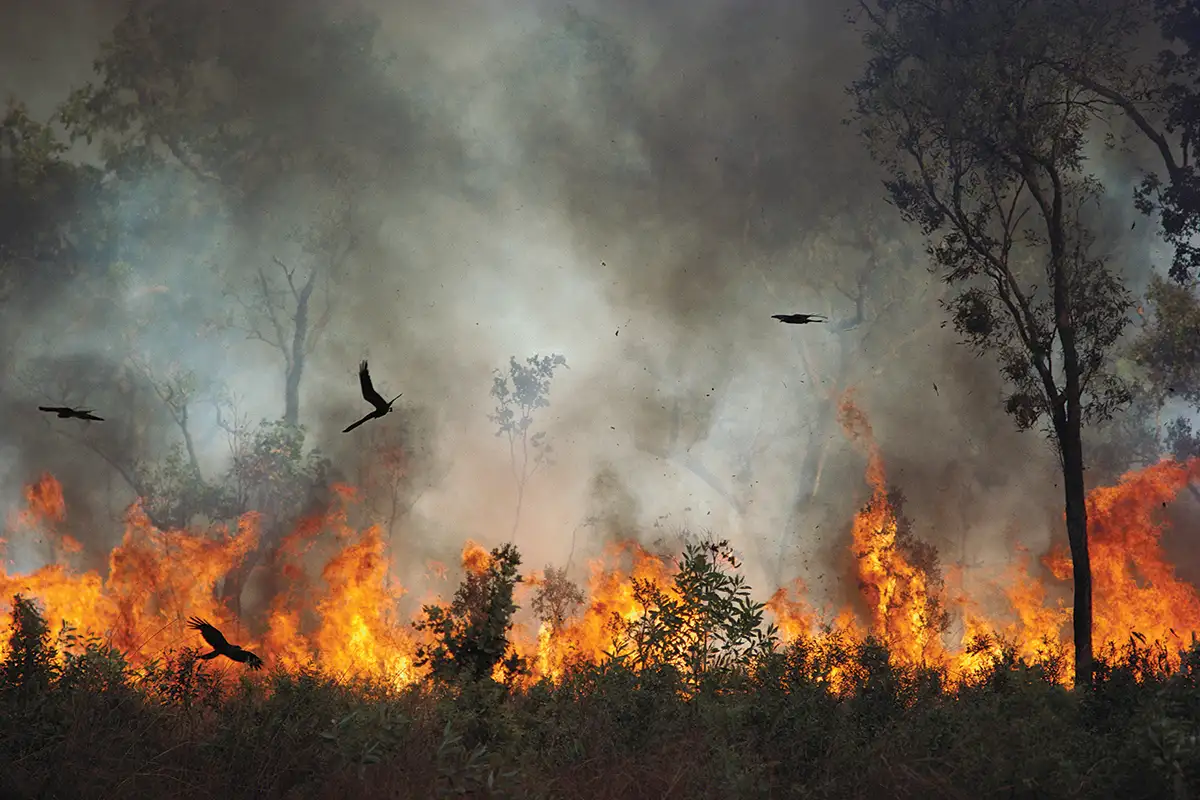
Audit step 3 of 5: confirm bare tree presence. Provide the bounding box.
[232,198,358,427]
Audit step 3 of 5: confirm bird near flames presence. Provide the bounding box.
[187,616,264,670]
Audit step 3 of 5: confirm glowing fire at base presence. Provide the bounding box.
[2,396,1198,690]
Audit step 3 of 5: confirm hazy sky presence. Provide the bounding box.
[2,0,1177,609]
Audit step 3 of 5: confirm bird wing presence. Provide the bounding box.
[343,410,376,433]
[187,616,230,651]
[80,412,104,421]
[38,406,70,414]
[231,648,264,669]
[358,360,388,410]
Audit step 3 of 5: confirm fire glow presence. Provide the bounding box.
[2,395,1198,690]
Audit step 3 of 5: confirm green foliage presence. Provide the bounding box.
[226,418,330,518]
[136,442,234,530]
[611,539,777,692]
[1130,0,1200,284]
[414,543,526,686]
[434,720,518,798]
[1,595,57,694]
[133,417,328,531]
[8,563,1200,797]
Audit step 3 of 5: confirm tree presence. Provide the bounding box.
[0,102,113,314]
[356,407,443,541]
[530,566,586,635]
[489,354,568,542]
[56,0,408,426]
[850,0,1136,685]
[414,543,525,686]
[1043,0,1200,285]
[1129,274,1200,500]
[755,198,942,576]
[229,240,346,428]
[215,418,331,616]
[611,539,777,692]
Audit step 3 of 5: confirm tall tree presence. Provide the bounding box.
[849,0,1135,685]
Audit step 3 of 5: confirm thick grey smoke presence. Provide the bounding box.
[1,0,1108,611]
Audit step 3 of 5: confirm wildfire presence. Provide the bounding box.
[2,398,1199,692]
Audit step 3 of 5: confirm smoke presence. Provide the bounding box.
[2,0,1150,610]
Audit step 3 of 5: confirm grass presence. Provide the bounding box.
[3,589,1200,800]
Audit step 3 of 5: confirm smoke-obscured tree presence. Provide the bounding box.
[530,566,586,635]
[1132,276,1200,407]
[1040,0,1200,285]
[0,103,110,313]
[1129,275,1200,499]
[356,407,442,541]
[850,0,1137,685]
[489,353,568,542]
[758,198,939,575]
[228,243,344,428]
[215,419,331,616]
[55,0,413,427]
[56,0,412,208]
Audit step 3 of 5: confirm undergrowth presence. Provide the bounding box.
[2,540,1199,800]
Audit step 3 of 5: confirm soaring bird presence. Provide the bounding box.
[342,360,402,433]
[772,313,828,325]
[186,617,264,670]
[38,406,104,421]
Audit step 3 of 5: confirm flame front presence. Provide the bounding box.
[3,397,1200,691]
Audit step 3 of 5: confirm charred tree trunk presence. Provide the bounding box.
[283,359,303,429]
[1043,159,1093,688]
[1055,296,1093,687]
[282,270,313,428]
[1057,406,1093,687]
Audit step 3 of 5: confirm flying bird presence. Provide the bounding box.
[342,360,402,433]
[38,406,104,422]
[772,313,828,325]
[187,617,264,670]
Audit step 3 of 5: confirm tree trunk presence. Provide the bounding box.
[283,360,302,428]
[1057,407,1093,687]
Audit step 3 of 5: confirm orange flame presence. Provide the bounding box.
[2,400,1199,691]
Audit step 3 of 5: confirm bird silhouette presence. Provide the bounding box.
[342,360,402,433]
[187,617,263,670]
[772,313,827,325]
[38,406,104,421]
